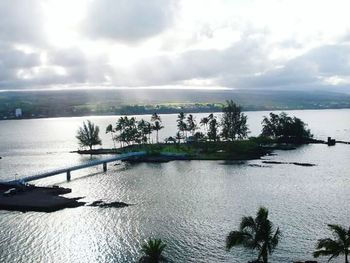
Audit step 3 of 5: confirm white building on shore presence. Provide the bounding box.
[15,108,22,118]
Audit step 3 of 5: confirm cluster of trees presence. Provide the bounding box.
[106,100,249,146]
[261,112,313,141]
[139,208,350,263]
[174,100,249,143]
[105,113,164,147]
[76,100,314,150]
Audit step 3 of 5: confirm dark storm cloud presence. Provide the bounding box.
[83,0,177,42]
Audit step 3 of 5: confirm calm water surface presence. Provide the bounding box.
[0,109,349,262]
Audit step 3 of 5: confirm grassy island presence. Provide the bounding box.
[76,137,282,162]
[75,101,319,162]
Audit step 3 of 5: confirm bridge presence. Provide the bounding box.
[8,151,146,184]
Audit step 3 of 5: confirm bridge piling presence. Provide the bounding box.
[103,162,107,172]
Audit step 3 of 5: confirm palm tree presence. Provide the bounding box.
[175,131,183,144]
[153,121,164,144]
[314,224,350,263]
[76,120,102,150]
[146,122,153,144]
[115,117,126,147]
[177,112,187,139]
[105,124,116,148]
[151,112,161,122]
[200,117,209,135]
[207,117,219,142]
[226,207,281,263]
[138,119,150,144]
[151,113,163,143]
[139,238,168,263]
[186,114,197,136]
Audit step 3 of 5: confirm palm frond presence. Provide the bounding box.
[240,216,256,232]
[328,224,347,243]
[226,231,252,250]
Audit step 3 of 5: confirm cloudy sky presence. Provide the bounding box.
[1,0,350,91]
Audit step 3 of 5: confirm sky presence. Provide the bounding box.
[1,0,350,91]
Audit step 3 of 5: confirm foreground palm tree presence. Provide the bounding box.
[314,224,350,263]
[139,238,168,263]
[226,207,281,263]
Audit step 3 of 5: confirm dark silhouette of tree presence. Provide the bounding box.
[207,117,219,141]
[153,120,164,144]
[221,100,249,141]
[105,124,116,148]
[114,117,124,147]
[186,114,197,136]
[226,207,281,263]
[115,116,140,146]
[111,117,153,147]
[193,131,205,141]
[151,112,161,122]
[139,238,168,263]
[200,113,214,138]
[76,120,102,150]
[261,112,313,142]
[151,113,163,143]
[145,122,153,143]
[175,131,183,144]
[177,112,187,140]
[200,117,209,135]
[138,119,151,144]
[314,224,350,263]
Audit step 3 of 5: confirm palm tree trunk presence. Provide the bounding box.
[345,252,349,263]
[156,130,159,144]
[111,134,116,148]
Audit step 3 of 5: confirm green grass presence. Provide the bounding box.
[119,138,271,160]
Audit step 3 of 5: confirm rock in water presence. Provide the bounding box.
[88,200,130,208]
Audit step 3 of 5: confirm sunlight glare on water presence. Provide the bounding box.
[0,109,349,262]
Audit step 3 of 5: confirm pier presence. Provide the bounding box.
[9,151,146,184]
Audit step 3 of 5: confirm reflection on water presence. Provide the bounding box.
[0,109,349,262]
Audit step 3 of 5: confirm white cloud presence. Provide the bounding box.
[1,0,350,91]
[83,0,177,42]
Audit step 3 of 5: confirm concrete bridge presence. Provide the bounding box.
[8,151,146,184]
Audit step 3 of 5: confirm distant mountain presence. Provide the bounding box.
[1,88,350,119]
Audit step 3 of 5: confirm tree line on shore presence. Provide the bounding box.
[76,100,313,150]
[138,207,350,263]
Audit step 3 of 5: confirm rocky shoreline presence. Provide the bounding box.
[0,183,84,212]
[0,183,133,213]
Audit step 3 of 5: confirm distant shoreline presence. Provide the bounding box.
[1,88,350,120]
[2,106,350,121]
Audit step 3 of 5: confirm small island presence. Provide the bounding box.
[75,101,321,163]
